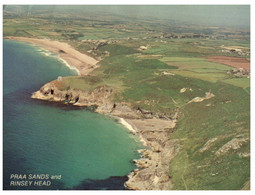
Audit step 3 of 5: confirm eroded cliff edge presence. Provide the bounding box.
[31,79,180,190]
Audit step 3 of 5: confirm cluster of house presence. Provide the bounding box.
[227,68,250,78]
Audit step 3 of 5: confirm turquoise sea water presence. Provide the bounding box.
[3,39,141,190]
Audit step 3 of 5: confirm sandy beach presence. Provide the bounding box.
[5,36,99,76]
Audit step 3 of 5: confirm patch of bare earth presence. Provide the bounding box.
[206,56,250,71]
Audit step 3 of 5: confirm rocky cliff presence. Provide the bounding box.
[32,80,114,113]
[31,79,179,190]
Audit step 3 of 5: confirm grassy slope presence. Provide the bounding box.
[61,41,250,190]
[169,82,250,190]
[60,40,250,189]
[99,41,250,190]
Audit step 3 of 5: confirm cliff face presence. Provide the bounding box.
[32,79,179,190]
[32,80,143,118]
[124,120,180,190]
[32,80,115,114]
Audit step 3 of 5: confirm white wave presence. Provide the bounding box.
[57,57,80,76]
[37,48,52,57]
[36,46,80,76]
[119,118,147,146]
[40,51,50,57]
[119,118,136,133]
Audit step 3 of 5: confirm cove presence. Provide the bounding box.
[3,39,142,190]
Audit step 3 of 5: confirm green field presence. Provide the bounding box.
[59,39,250,190]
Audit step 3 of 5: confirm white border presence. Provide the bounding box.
[0,0,253,5]
[1,1,253,195]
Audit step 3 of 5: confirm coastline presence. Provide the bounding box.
[31,79,179,190]
[4,36,99,76]
[118,118,148,146]
[117,116,178,190]
[57,57,81,76]
[35,44,81,76]
[119,118,137,134]
[7,36,179,190]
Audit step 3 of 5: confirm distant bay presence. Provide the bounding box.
[3,39,141,190]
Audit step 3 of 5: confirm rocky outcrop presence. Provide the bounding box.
[199,138,218,153]
[111,103,142,119]
[31,80,114,114]
[123,116,180,190]
[139,46,148,50]
[32,79,180,190]
[215,137,249,156]
[188,91,215,104]
[125,131,180,190]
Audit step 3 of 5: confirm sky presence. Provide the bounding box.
[4,5,250,29]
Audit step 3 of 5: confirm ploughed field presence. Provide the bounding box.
[206,56,250,71]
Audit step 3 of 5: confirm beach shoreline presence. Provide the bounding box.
[118,117,148,146]
[4,36,99,76]
[6,36,178,190]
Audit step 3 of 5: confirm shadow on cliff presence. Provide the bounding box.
[71,176,129,190]
[33,98,96,111]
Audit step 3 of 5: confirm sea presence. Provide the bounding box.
[3,39,142,190]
